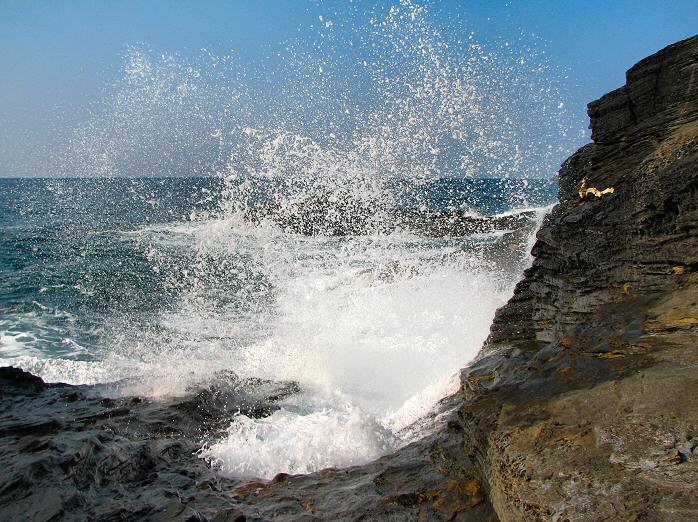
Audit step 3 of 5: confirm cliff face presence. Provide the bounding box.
[464,34,698,520]
[1,36,696,522]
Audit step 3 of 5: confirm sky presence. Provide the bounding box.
[1,0,696,178]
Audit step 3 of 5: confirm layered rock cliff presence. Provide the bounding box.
[461,34,698,521]
[1,35,696,521]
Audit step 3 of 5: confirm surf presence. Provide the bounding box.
[0,1,577,480]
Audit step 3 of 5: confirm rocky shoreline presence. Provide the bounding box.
[2,36,697,521]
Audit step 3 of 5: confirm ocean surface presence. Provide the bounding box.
[0,175,555,478]
[0,0,577,482]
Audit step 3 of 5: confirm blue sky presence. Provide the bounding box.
[1,0,696,177]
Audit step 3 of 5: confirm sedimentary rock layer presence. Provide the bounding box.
[463,34,698,521]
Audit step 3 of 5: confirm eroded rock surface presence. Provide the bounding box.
[464,34,698,521]
[1,35,697,521]
[0,367,297,521]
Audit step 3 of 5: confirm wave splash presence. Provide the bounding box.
[6,1,576,479]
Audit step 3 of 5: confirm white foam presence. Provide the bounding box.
[193,227,514,479]
[0,355,119,385]
[0,331,41,358]
[10,0,573,481]
[202,403,396,478]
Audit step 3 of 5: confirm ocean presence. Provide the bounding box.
[0,0,581,482]
[1,175,554,477]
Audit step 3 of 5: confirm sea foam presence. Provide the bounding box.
[4,0,576,480]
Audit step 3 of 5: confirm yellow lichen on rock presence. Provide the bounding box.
[660,312,698,327]
[578,176,615,199]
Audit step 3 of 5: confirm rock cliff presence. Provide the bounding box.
[1,35,696,521]
[460,33,698,521]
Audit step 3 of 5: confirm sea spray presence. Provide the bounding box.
[0,1,579,479]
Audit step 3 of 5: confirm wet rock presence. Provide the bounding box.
[396,208,540,238]
[0,366,47,395]
[248,189,388,236]
[0,370,297,521]
[246,186,542,239]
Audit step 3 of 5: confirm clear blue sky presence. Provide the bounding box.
[1,0,696,177]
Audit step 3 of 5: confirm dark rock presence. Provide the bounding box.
[248,189,389,236]
[254,196,541,239]
[0,370,298,521]
[395,208,541,238]
[0,366,48,395]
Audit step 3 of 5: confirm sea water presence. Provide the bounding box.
[0,176,555,477]
[0,0,575,479]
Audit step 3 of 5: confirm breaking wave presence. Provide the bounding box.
[2,1,578,479]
